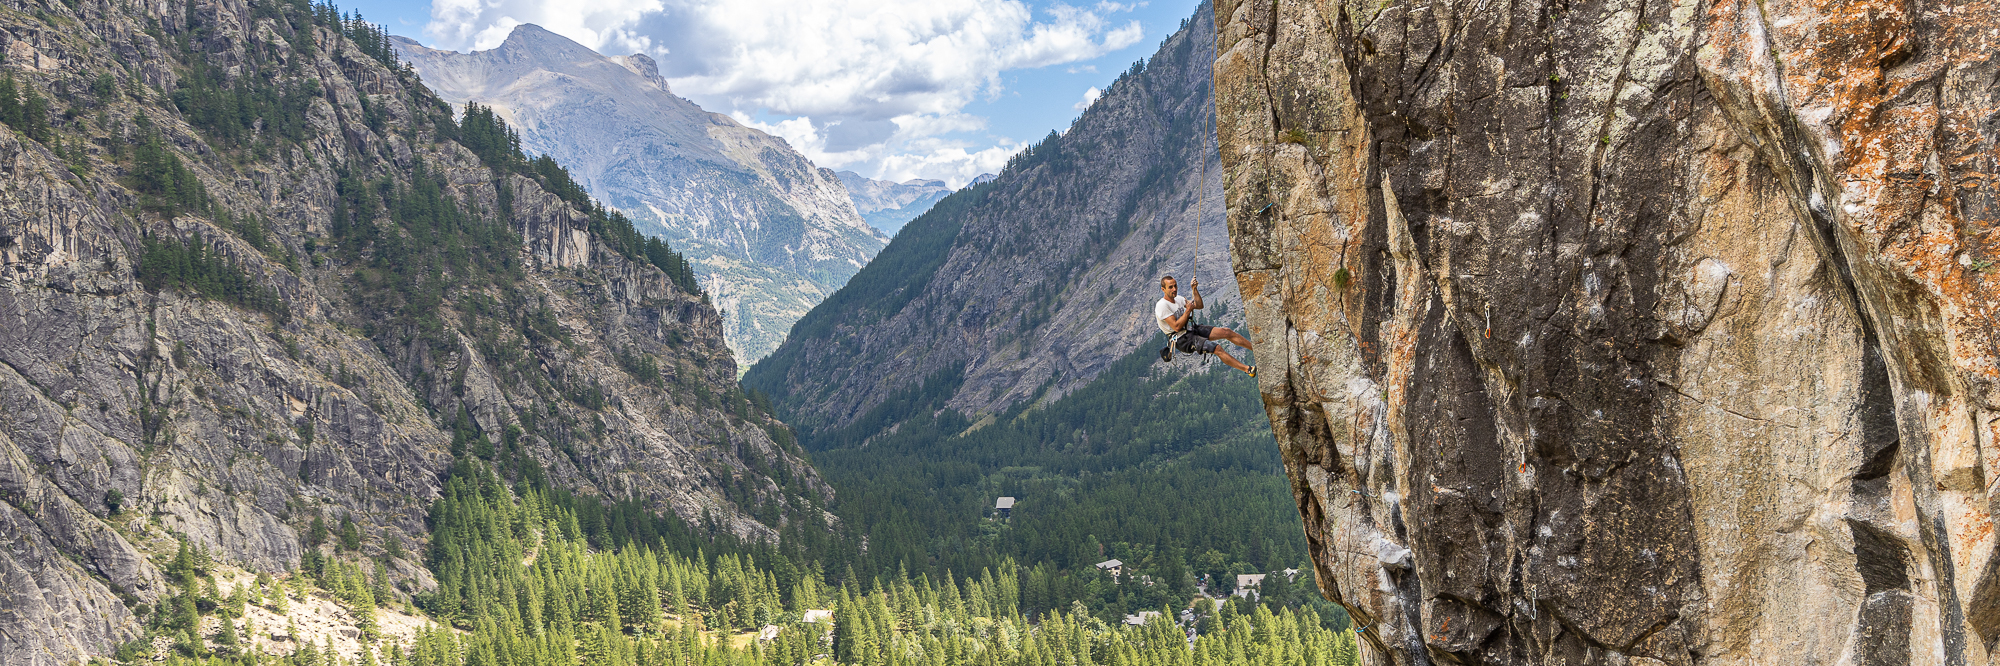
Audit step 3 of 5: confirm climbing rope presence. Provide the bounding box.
[1160,124,1217,366]
[1193,124,1208,297]
[1346,611,1394,665]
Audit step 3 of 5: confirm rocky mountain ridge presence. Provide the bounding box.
[746,3,1237,437]
[1216,0,2000,662]
[0,2,824,664]
[394,26,889,365]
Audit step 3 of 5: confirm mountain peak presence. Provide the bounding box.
[396,27,883,365]
[613,53,670,92]
[501,22,562,45]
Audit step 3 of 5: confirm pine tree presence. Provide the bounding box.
[372,559,393,606]
[166,539,196,584]
[214,615,239,654]
[0,74,20,131]
[172,590,199,633]
[340,516,362,551]
[21,85,49,143]
[192,543,214,574]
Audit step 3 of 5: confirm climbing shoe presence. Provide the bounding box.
[1246,366,1257,378]
[1159,346,1173,363]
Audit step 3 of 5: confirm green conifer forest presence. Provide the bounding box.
[127,456,1362,666]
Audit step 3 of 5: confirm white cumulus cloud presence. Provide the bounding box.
[1073,86,1101,111]
[427,0,665,55]
[731,112,1019,186]
[423,0,1142,186]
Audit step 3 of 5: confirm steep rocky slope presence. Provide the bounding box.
[1216,0,2000,662]
[746,5,1240,433]
[836,170,970,237]
[0,2,824,664]
[395,27,888,365]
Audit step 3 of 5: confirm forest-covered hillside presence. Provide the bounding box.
[797,341,1308,610]
[0,0,824,662]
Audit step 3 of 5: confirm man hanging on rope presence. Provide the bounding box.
[1156,275,1255,376]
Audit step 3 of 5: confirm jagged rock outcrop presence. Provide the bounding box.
[1216,0,2000,662]
[836,170,972,237]
[395,27,889,365]
[0,2,826,664]
[746,5,1240,433]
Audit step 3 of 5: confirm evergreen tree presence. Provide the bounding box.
[308,515,329,547]
[127,115,211,218]
[339,516,362,551]
[166,539,196,585]
[21,85,49,143]
[213,614,239,654]
[0,74,20,130]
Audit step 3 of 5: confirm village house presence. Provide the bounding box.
[800,609,836,647]
[995,497,1015,519]
[1095,559,1124,578]
[1123,611,1162,626]
[1234,573,1266,598]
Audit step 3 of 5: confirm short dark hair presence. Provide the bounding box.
[1160,275,1175,288]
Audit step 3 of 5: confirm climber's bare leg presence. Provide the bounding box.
[1213,347,1251,374]
[1210,326,1252,351]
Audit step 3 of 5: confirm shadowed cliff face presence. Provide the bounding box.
[1215,0,2000,662]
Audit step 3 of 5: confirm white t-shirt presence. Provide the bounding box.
[1155,296,1190,335]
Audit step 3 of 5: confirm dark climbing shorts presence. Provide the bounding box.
[1175,324,1219,354]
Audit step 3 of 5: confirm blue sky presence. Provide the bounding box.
[345,0,1203,186]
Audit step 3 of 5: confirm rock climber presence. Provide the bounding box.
[1155,275,1255,376]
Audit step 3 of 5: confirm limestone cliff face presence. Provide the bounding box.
[0,2,824,664]
[395,27,889,365]
[1217,0,2000,662]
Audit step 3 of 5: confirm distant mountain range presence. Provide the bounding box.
[837,171,991,237]
[395,26,889,364]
